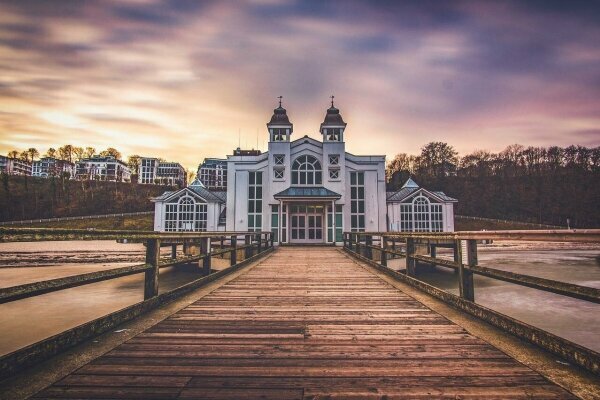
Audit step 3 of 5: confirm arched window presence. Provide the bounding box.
[292,155,322,185]
[164,195,207,232]
[413,196,430,232]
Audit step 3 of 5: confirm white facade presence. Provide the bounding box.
[0,156,32,176]
[32,157,75,178]
[139,157,186,186]
[225,102,387,244]
[76,156,131,182]
[387,178,456,232]
[152,101,456,240]
[152,180,226,232]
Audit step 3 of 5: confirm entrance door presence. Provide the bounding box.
[290,204,324,243]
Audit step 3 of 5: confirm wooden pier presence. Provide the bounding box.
[32,247,576,399]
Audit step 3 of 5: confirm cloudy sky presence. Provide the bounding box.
[0,0,599,170]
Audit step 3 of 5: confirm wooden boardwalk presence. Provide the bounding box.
[34,247,574,399]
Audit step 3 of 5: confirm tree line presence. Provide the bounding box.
[5,145,147,172]
[387,142,600,228]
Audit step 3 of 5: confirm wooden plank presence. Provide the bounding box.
[34,247,576,399]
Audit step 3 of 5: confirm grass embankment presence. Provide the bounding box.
[21,214,154,231]
[455,216,562,231]
[0,175,174,222]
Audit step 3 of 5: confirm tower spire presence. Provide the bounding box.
[330,95,335,108]
[277,95,283,107]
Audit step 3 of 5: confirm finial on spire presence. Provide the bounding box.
[277,95,283,107]
[330,95,335,107]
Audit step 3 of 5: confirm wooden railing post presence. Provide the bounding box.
[256,233,262,254]
[380,236,387,267]
[365,235,372,260]
[452,240,460,275]
[343,233,347,249]
[269,232,274,248]
[230,235,237,266]
[200,237,211,275]
[244,234,252,260]
[170,244,177,259]
[406,238,416,276]
[144,238,160,300]
[459,239,476,301]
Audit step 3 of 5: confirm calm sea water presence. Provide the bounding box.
[0,240,599,356]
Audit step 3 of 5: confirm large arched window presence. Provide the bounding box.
[413,196,430,232]
[292,155,322,185]
[164,195,207,232]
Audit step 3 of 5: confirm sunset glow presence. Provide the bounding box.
[0,1,598,169]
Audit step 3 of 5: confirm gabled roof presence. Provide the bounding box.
[152,185,226,204]
[274,186,341,199]
[386,178,457,203]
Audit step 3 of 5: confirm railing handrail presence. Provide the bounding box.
[344,229,600,242]
[0,228,273,242]
[341,230,600,374]
[0,229,275,379]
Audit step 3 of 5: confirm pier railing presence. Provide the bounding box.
[343,229,600,375]
[0,228,274,379]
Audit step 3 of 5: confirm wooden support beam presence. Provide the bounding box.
[380,237,387,267]
[406,238,416,277]
[365,235,373,260]
[230,235,237,266]
[200,237,211,275]
[458,239,475,301]
[144,238,160,300]
[170,244,177,259]
[244,234,252,260]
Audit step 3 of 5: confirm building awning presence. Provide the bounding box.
[274,186,341,200]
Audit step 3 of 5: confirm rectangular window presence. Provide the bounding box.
[271,205,279,242]
[400,204,413,232]
[350,172,365,232]
[273,168,284,179]
[329,155,339,165]
[274,154,285,165]
[248,171,263,231]
[329,168,339,180]
[431,204,443,232]
[326,204,343,242]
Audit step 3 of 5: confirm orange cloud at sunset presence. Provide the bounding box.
[0,1,598,170]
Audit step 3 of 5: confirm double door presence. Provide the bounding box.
[290,205,324,243]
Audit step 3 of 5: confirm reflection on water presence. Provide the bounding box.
[0,241,229,356]
[390,242,600,352]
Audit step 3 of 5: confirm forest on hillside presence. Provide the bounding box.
[387,143,600,228]
[0,175,172,221]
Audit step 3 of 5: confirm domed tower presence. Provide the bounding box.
[320,96,346,142]
[267,96,293,142]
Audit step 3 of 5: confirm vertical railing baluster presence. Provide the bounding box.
[144,238,160,300]
[201,237,211,275]
[406,238,416,276]
[460,239,476,301]
[230,235,237,266]
[365,235,372,260]
[244,234,252,260]
[257,232,262,254]
[380,236,387,267]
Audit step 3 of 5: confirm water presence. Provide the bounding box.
[0,241,599,356]
[389,241,600,352]
[0,241,227,356]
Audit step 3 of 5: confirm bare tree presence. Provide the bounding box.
[45,148,57,158]
[27,148,39,162]
[84,147,96,158]
[99,147,121,160]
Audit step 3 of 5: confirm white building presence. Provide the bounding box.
[197,158,228,190]
[0,156,32,176]
[387,178,457,232]
[139,157,186,186]
[32,157,75,178]
[75,156,131,182]
[152,100,456,241]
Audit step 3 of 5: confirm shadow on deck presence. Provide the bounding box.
[22,247,590,399]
